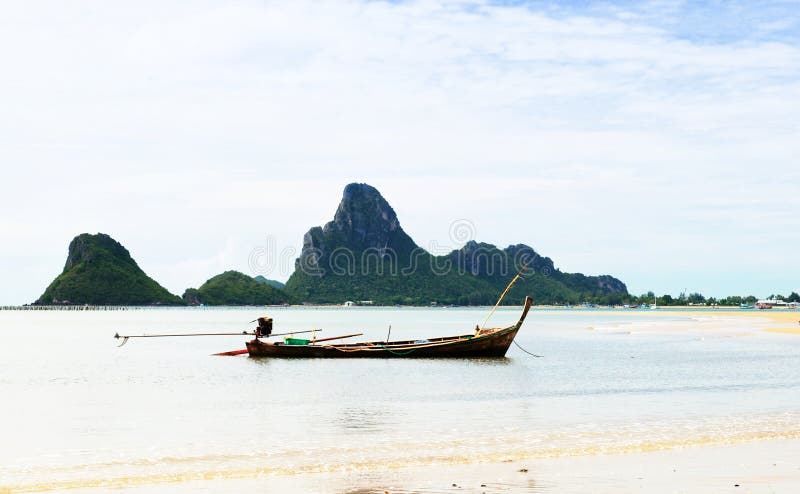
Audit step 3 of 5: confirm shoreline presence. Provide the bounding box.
[369,437,800,494]
[3,304,798,334]
[210,438,800,493]
[9,438,792,493]
[5,437,799,493]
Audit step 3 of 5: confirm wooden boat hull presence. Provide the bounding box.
[246,296,532,358]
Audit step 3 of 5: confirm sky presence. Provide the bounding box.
[1,0,798,305]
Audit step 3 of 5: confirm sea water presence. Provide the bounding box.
[1,307,799,492]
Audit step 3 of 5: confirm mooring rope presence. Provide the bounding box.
[513,339,543,358]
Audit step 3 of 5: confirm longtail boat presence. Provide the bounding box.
[245,296,532,358]
[115,265,534,359]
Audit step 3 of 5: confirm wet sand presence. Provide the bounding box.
[609,308,800,335]
[116,438,800,493]
[372,437,800,494]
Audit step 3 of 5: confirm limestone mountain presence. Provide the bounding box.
[285,183,628,305]
[36,233,183,305]
[298,182,418,273]
[183,271,292,306]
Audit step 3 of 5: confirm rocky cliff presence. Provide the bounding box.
[285,183,628,305]
[298,183,418,273]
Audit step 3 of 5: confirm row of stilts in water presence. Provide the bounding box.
[0,305,134,311]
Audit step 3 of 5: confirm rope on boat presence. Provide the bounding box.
[513,340,543,358]
[375,343,418,356]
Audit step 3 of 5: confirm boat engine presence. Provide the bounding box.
[256,317,273,338]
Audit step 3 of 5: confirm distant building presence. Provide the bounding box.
[343,301,355,307]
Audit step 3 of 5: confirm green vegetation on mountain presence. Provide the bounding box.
[285,183,628,305]
[253,275,285,290]
[36,233,183,305]
[34,186,630,307]
[183,271,292,306]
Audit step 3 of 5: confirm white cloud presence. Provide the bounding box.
[0,0,798,303]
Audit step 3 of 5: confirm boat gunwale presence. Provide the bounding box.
[305,324,516,351]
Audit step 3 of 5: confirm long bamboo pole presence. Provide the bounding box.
[480,264,528,329]
[310,333,363,344]
[114,329,319,340]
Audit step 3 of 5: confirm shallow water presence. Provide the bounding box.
[1,307,799,492]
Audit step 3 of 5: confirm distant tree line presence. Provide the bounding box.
[609,291,800,307]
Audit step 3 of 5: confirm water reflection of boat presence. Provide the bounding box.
[246,297,532,358]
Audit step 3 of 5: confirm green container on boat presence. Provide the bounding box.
[284,338,310,346]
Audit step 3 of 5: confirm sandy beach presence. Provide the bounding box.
[90,438,800,493]
[600,308,800,335]
[739,310,800,335]
[355,438,800,494]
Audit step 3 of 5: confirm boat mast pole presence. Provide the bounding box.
[480,264,528,329]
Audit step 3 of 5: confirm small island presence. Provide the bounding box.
[35,233,183,306]
[183,271,292,306]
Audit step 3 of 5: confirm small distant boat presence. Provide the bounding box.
[246,297,532,358]
[740,303,754,310]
